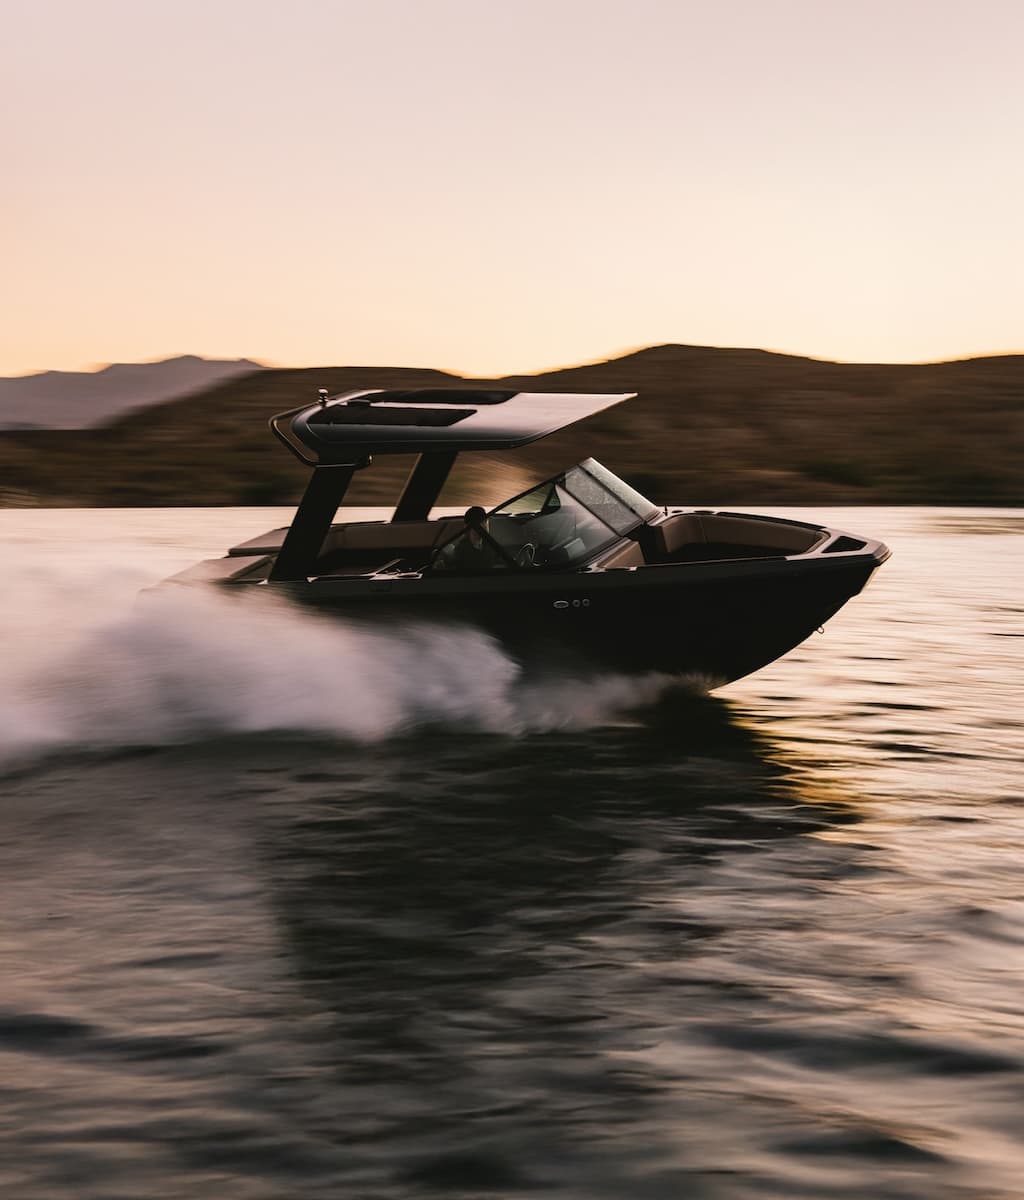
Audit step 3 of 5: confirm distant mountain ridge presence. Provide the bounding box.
[0,355,265,429]
[1,344,1021,506]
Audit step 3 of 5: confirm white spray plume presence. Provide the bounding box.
[0,543,690,769]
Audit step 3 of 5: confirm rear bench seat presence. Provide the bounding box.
[319,518,464,555]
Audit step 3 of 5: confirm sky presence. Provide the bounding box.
[2,0,1022,377]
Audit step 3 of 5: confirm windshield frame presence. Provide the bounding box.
[426,459,658,573]
[490,459,656,530]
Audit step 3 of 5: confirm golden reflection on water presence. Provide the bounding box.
[727,506,1023,804]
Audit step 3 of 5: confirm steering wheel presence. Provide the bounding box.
[515,543,537,568]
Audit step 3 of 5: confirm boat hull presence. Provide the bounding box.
[269,551,884,686]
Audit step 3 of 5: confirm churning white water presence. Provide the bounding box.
[0,513,679,767]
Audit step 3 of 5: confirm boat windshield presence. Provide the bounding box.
[432,459,658,572]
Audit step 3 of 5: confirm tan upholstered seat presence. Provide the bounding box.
[598,539,646,568]
[648,514,706,558]
[646,513,827,561]
[699,515,826,553]
[320,518,464,555]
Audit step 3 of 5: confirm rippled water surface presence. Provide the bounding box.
[1,506,1022,1199]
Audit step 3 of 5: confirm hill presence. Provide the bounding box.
[0,355,265,430]
[1,346,1021,507]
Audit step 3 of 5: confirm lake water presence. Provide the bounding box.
[1,506,1022,1199]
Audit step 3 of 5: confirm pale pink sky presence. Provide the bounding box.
[2,0,1021,376]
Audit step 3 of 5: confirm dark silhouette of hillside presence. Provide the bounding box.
[1,345,1021,507]
[0,355,265,430]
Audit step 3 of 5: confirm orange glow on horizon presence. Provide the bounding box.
[2,0,1021,381]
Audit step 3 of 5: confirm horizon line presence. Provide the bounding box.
[4,340,1024,382]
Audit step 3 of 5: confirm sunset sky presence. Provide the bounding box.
[3,0,1021,378]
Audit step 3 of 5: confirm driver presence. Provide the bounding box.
[436,506,503,570]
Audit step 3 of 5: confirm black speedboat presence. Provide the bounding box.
[167,387,890,685]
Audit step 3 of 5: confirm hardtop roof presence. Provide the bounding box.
[271,387,636,463]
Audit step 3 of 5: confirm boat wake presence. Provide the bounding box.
[0,557,689,770]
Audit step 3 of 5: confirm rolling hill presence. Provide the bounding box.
[1,346,1021,507]
[0,355,265,430]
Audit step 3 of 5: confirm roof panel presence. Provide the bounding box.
[311,404,475,427]
[273,388,636,462]
[351,388,515,406]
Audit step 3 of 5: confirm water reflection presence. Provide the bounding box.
[259,698,864,1193]
[922,512,1024,536]
[4,683,1024,1197]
